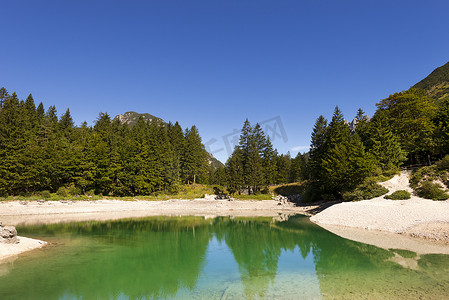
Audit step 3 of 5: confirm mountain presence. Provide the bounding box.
[115,111,165,126]
[208,152,224,169]
[413,61,449,102]
[114,111,224,169]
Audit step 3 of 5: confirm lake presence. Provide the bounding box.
[1,215,448,299]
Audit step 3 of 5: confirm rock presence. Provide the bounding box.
[0,225,19,244]
[204,194,217,200]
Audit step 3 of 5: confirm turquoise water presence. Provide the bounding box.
[1,215,449,299]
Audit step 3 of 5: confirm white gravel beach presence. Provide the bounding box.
[311,172,449,249]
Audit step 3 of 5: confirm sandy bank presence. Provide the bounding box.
[310,198,449,254]
[310,172,449,253]
[0,237,47,262]
[0,199,314,226]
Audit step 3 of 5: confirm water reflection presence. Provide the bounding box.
[0,216,447,299]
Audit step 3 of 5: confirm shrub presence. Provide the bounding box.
[417,181,449,200]
[40,190,51,199]
[68,185,81,196]
[342,179,389,202]
[436,155,449,171]
[342,189,365,201]
[385,190,411,200]
[410,166,436,188]
[273,183,304,196]
[56,187,69,197]
[300,182,326,203]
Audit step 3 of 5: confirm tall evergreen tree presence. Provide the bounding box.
[225,146,244,194]
[182,126,208,184]
[366,111,407,170]
[307,115,327,181]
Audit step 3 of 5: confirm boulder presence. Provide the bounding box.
[0,225,19,244]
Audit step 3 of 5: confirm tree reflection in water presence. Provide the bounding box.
[1,215,448,299]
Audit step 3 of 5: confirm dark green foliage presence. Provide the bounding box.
[273,183,304,196]
[365,111,407,170]
[56,186,69,197]
[417,181,449,200]
[385,190,411,200]
[0,87,211,197]
[182,126,209,184]
[436,155,449,171]
[341,178,389,201]
[40,190,51,199]
[376,88,437,164]
[433,97,449,156]
[410,156,449,196]
[225,119,274,194]
[275,153,291,184]
[308,115,327,181]
[317,108,378,197]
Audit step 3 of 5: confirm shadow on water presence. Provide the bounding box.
[0,215,448,299]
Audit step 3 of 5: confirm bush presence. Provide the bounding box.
[68,185,81,196]
[385,190,411,200]
[273,183,304,196]
[40,190,51,199]
[342,189,365,201]
[56,187,69,197]
[300,182,326,203]
[417,181,449,200]
[410,166,436,188]
[436,155,449,171]
[342,179,389,202]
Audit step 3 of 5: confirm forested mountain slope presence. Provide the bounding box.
[413,61,449,102]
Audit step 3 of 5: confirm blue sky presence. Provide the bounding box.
[2,0,449,163]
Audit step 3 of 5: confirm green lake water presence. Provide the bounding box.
[1,215,449,299]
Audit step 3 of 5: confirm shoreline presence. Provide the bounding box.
[0,199,313,226]
[2,195,449,261]
[0,236,47,262]
[310,197,449,250]
[0,199,314,261]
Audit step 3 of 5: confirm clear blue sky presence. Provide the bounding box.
[2,0,449,163]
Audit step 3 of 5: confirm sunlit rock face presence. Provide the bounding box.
[0,224,18,244]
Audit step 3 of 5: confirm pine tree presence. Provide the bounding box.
[262,136,277,185]
[326,106,350,148]
[307,115,327,181]
[366,111,407,170]
[275,153,291,184]
[0,87,9,110]
[321,134,375,195]
[225,146,244,194]
[167,121,185,186]
[290,153,306,182]
[182,126,208,184]
[354,108,369,144]
[36,102,45,121]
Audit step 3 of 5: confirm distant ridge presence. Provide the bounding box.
[114,111,224,168]
[114,111,165,126]
[413,61,449,101]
